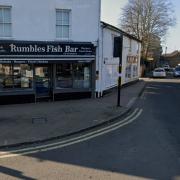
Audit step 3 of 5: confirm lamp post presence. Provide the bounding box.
[113,36,123,107]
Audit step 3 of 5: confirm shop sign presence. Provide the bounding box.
[0,41,95,58]
[127,56,138,64]
[0,60,49,64]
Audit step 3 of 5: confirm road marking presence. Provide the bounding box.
[140,92,146,99]
[146,86,160,90]
[150,84,173,88]
[0,109,138,155]
[0,108,143,159]
[126,97,137,108]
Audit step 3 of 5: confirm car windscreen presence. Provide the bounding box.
[175,67,180,71]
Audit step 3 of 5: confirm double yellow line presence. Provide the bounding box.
[0,108,143,159]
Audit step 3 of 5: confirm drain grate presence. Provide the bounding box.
[32,116,47,124]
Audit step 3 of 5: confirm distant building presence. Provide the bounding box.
[163,51,180,67]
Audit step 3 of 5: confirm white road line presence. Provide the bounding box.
[150,85,173,88]
[146,86,160,90]
[0,108,143,159]
[126,97,137,108]
[140,92,145,99]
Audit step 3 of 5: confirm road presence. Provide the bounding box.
[0,78,180,180]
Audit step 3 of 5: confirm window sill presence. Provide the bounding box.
[54,38,72,42]
[0,37,14,40]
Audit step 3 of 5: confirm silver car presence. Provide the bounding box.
[153,68,166,78]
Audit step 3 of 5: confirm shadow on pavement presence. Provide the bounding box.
[0,166,36,180]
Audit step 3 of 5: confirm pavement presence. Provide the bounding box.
[0,79,146,148]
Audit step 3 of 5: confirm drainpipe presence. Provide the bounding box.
[100,25,105,97]
[97,0,102,98]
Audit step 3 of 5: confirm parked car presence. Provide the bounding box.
[162,64,170,71]
[166,68,175,76]
[153,68,166,78]
[174,66,180,77]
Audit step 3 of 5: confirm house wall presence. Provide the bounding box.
[97,25,141,95]
[166,56,180,67]
[0,0,100,42]
[0,0,101,104]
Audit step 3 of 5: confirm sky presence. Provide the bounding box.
[101,0,180,54]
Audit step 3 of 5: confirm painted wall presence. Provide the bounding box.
[122,36,141,84]
[0,0,100,42]
[97,25,141,94]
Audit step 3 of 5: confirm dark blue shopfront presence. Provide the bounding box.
[0,41,96,104]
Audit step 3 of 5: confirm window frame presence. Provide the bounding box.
[0,63,34,91]
[56,9,71,40]
[55,63,92,90]
[0,6,12,38]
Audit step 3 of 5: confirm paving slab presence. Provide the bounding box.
[0,80,146,148]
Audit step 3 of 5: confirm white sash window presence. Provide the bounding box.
[0,6,12,37]
[56,9,70,39]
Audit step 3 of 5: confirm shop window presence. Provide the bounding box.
[73,63,91,89]
[0,64,33,91]
[0,6,12,37]
[0,64,13,89]
[13,64,33,88]
[56,63,73,88]
[56,9,70,39]
[56,63,91,89]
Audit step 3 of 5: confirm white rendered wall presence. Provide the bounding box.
[101,28,119,92]
[0,0,100,42]
[97,26,141,93]
[122,36,141,84]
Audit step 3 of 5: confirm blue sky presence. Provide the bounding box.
[101,0,180,53]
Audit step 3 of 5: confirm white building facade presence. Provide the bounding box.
[0,0,101,104]
[0,1,141,104]
[96,22,141,97]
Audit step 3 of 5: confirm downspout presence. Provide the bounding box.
[97,0,102,98]
[100,25,105,97]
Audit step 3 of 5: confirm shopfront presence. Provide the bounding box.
[0,41,96,104]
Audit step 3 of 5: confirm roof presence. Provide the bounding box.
[101,21,141,43]
[163,50,180,57]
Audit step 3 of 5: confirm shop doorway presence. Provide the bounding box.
[35,65,52,98]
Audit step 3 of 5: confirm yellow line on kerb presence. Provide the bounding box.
[0,108,143,159]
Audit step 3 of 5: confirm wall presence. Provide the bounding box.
[164,54,180,67]
[0,0,100,42]
[122,36,141,84]
[97,24,141,95]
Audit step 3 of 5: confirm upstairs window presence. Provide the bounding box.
[56,9,70,39]
[0,6,12,37]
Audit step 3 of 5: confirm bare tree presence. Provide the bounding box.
[120,0,176,59]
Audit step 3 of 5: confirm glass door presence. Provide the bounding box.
[35,65,50,97]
